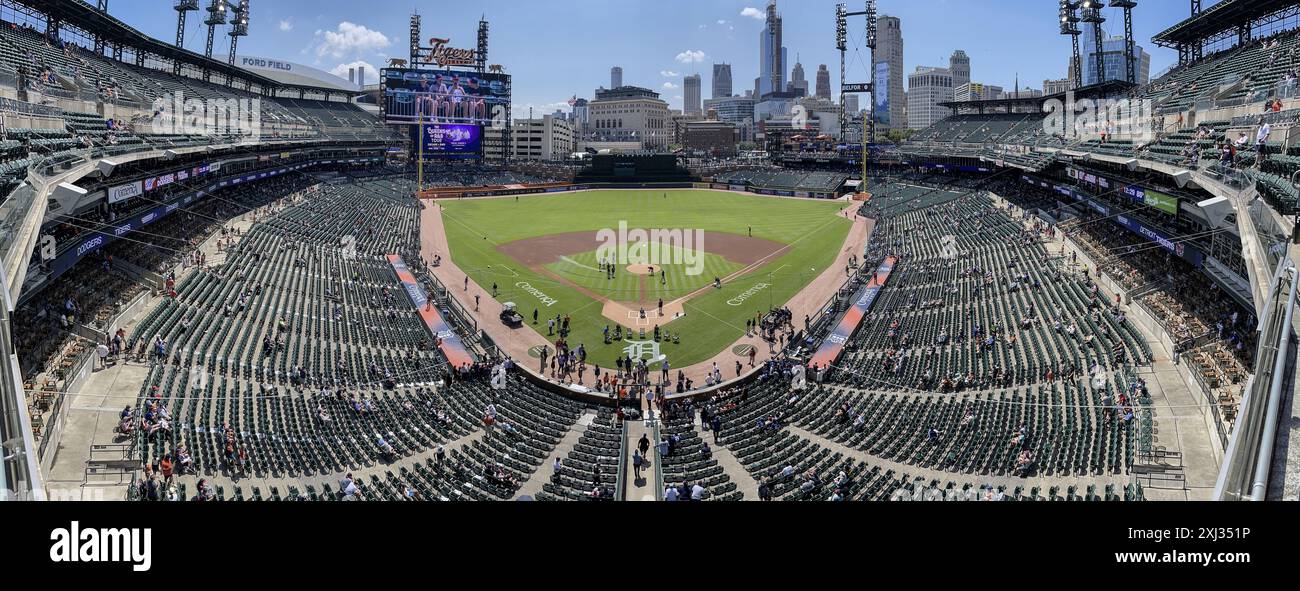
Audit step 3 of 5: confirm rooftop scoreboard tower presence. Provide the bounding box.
[383,13,512,183]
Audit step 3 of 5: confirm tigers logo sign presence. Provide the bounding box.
[428,38,477,67]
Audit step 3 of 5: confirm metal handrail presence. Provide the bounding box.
[1213,258,1296,500]
[652,419,664,501]
[614,418,629,501]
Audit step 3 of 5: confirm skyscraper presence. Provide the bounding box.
[844,94,859,116]
[712,63,733,99]
[1081,26,1151,86]
[611,66,623,89]
[873,15,904,131]
[815,64,831,100]
[788,59,807,96]
[949,50,970,90]
[907,66,953,130]
[684,74,702,116]
[758,0,786,97]
[571,98,589,131]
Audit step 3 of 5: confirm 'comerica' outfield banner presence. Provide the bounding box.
[808,256,898,370]
[387,255,474,368]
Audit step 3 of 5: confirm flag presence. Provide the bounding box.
[567,95,578,107]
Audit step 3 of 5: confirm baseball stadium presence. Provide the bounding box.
[0,0,1296,537]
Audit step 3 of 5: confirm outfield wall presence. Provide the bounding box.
[419,182,838,201]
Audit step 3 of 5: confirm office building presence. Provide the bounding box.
[788,59,808,96]
[907,65,953,130]
[712,63,733,99]
[684,74,702,116]
[589,86,671,149]
[815,64,831,100]
[1043,78,1070,95]
[949,50,970,90]
[954,82,1002,102]
[873,15,905,130]
[512,114,575,161]
[682,120,738,156]
[758,1,787,97]
[704,95,757,141]
[1081,28,1151,86]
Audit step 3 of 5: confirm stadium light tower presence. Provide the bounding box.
[1190,0,1203,61]
[1059,1,1082,90]
[203,0,228,81]
[228,0,249,66]
[835,1,875,194]
[1110,0,1137,85]
[410,12,422,66]
[1080,1,1106,87]
[477,17,489,73]
[95,0,109,54]
[174,0,200,75]
[226,0,250,85]
[835,4,847,137]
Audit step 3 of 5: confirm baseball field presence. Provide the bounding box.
[438,189,854,369]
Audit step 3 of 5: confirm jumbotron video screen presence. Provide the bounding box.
[381,68,511,126]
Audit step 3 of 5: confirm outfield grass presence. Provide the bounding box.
[439,190,852,368]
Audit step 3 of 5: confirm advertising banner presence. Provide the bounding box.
[387,254,474,368]
[107,180,144,205]
[808,256,898,370]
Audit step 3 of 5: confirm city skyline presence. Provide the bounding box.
[94,0,1207,115]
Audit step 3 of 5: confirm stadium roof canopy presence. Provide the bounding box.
[23,0,360,97]
[234,56,361,92]
[1153,0,1300,47]
[24,0,281,89]
[938,80,1134,114]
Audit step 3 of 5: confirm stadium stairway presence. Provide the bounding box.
[623,417,660,501]
[511,411,588,500]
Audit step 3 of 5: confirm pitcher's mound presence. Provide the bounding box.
[626,264,660,276]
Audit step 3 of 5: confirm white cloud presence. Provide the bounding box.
[328,60,377,82]
[699,24,706,29]
[675,50,707,64]
[660,70,680,77]
[740,7,764,20]
[279,20,293,32]
[663,82,679,90]
[540,101,572,111]
[717,19,727,25]
[315,22,390,59]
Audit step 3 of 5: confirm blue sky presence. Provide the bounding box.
[101,0,1215,114]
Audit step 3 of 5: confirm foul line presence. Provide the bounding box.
[559,255,604,273]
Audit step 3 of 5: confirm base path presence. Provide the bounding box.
[419,197,874,391]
